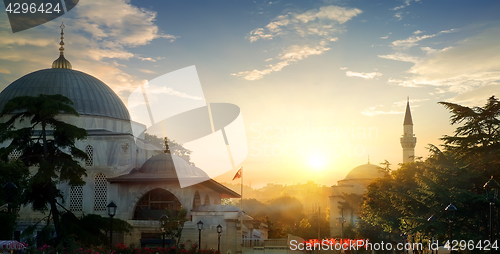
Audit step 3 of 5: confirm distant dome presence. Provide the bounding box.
[139,153,208,178]
[344,163,384,180]
[0,68,130,121]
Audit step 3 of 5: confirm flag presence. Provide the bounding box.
[232,167,242,180]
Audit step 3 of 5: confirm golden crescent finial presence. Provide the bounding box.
[52,22,72,69]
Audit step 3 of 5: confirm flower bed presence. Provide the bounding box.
[30,243,219,254]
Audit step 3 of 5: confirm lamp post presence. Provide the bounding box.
[197,220,203,251]
[160,214,168,248]
[107,201,117,250]
[445,203,457,254]
[428,215,437,254]
[400,232,407,254]
[484,176,500,254]
[217,224,222,254]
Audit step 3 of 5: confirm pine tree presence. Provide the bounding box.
[0,94,88,243]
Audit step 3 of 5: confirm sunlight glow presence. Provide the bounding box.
[308,154,326,169]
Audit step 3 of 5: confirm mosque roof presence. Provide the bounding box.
[108,153,240,198]
[344,163,384,180]
[0,23,130,121]
[0,69,130,121]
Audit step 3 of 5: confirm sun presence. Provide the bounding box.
[308,154,326,169]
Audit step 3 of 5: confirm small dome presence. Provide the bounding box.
[139,153,208,178]
[0,68,130,121]
[344,163,384,180]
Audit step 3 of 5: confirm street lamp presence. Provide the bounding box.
[3,181,18,214]
[197,220,203,251]
[160,214,168,248]
[107,201,117,250]
[217,224,222,254]
[445,203,457,254]
[427,215,437,254]
[484,176,500,254]
[400,232,407,254]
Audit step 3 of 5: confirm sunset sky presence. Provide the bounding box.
[1,0,499,188]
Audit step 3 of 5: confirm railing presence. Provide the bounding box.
[242,238,265,247]
[242,238,288,248]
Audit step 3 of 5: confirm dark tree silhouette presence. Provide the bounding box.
[0,94,88,243]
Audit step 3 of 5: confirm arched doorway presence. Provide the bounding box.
[133,189,182,220]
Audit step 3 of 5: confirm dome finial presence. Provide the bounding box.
[52,22,72,69]
[59,22,65,55]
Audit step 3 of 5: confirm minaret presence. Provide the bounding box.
[400,97,417,163]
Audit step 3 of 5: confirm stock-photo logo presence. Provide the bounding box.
[128,66,248,188]
[4,0,78,33]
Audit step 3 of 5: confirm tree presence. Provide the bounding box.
[359,96,500,250]
[0,160,29,239]
[144,133,194,165]
[0,94,88,243]
[160,208,189,248]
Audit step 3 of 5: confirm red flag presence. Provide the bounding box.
[232,167,242,180]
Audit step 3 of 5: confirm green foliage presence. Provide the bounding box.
[0,94,88,243]
[358,96,500,249]
[160,207,189,248]
[61,212,133,247]
[0,160,29,239]
[144,133,194,165]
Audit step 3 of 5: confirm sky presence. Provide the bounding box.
[0,0,499,188]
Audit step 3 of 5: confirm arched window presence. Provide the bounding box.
[8,150,22,161]
[69,185,83,212]
[133,189,182,220]
[193,191,201,209]
[204,195,210,205]
[85,145,94,166]
[93,173,107,211]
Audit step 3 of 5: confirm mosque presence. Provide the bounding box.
[0,26,266,253]
[329,99,417,237]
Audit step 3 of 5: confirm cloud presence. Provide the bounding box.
[231,44,330,80]
[380,33,391,39]
[391,0,420,19]
[0,0,178,98]
[378,53,419,63]
[394,12,403,21]
[146,86,204,100]
[247,5,362,42]
[385,28,500,95]
[362,98,427,116]
[138,57,156,62]
[446,83,500,106]
[138,69,156,74]
[361,105,402,117]
[234,5,361,80]
[339,67,348,70]
[74,0,177,46]
[346,71,382,79]
[391,29,456,48]
[0,68,10,74]
[391,0,414,11]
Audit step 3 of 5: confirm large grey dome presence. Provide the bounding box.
[0,68,130,121]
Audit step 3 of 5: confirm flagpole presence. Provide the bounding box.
[240,167,243,210]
